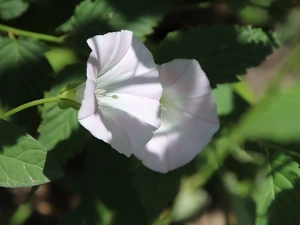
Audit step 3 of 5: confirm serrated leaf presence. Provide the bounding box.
[38,65,85,164]
[38,102,79,151]
[0,0,29,20]
[0,120,64,187]
[253,153,300,225]
[154,25,279,86]
[0,37,52,107]
[57,0,180,44]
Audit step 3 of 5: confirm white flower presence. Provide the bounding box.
[76,30,162,156]
[134,59,220,173]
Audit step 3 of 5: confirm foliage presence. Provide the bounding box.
[0,0,300,225]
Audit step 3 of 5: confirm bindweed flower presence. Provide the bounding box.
[134,59,220,173]
[76,30,162,156]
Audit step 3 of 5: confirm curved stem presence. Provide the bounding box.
[0,24,65,44]
[1,97,58,119]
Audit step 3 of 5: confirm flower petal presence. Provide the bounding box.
[101,107,156,156]
[135,59,220,173]
[78,30,163,157]
[78,110,112,144]
[103,67,162,101]
[98,93,161,128]
[95,36,161,95]
[160,59,211,99]
[86,30,132,80]
[76,79,97,119]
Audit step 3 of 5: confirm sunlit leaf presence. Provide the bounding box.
[240,83,300,143]
[253,153,300,225]
[212,84,234,116]
[232,78,255,105]
[0,120,63,187]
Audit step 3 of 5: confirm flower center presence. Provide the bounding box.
[94,89,119,99]
[159,95,168,111]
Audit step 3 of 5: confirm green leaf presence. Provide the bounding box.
[229,194,255,225]
[0,120,64,187]
[38,65,85,165]
[269,0,296,22]
[133,163,182,222]
[232,78,255,104]
[193,136,240,186]
[239,83,300,143]
[0,0,29,20]
[212,84,234,116]
[45,47,79,73]
[154,25,279,86]
[38,102,79,151]
[253,153,300,225]
[276,8,300,43]
[0,37,52,107]
[172,184,209,223]
[57,138,147,225]
[57,0,180,44]
[225,0,250,10]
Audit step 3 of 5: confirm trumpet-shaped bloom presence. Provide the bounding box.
[134,59,220,173]
[76,30,162,156]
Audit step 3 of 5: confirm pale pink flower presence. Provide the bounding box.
[76,31,162,156]
[134,59,220,173]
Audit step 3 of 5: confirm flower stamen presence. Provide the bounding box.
[94,89,119,99]
[160,103,167,111]
[95,89,106,98]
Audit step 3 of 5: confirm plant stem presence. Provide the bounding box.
[1,97,58,119]
[263,142,300,159]
[0,24,65,44]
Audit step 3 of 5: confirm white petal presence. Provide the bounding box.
[86,30,132,79]
[98,93,161,128]
[103,67,162,101]
[76,79,97,119]
[101,108,156,156]
[160,59,211,98]
[78,110,112,144]
[135,59,220,173]
[95,36,160,95]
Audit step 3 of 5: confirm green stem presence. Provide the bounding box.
[0,24,65,44]
[263,142,300,159]
[1,97,58,119]
[8,203,32,225]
